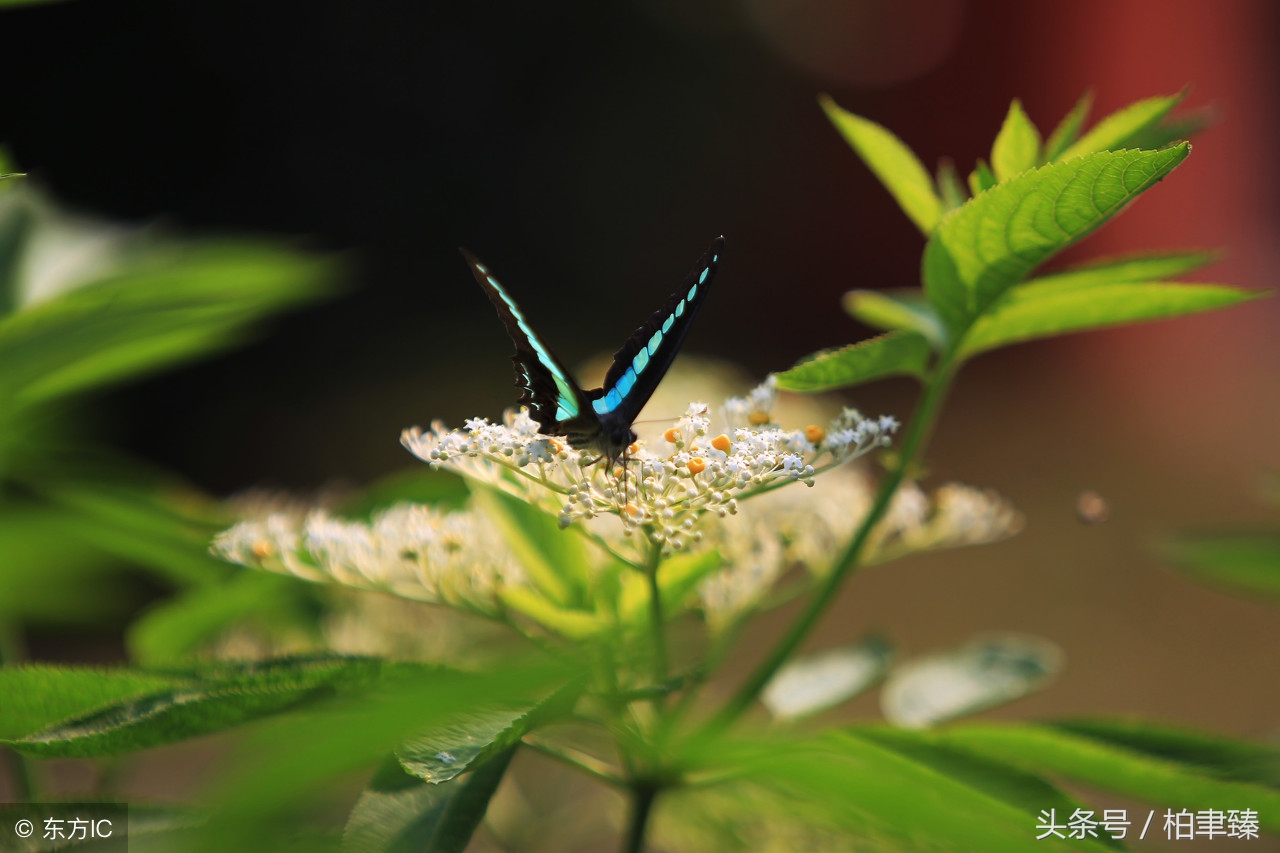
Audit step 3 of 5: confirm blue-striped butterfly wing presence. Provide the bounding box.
[461,249,596,436]
[590,236,724,427]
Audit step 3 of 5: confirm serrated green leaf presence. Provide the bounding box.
[1058,91,1185,160]
[619,549,723,626]
[4,656,386,757]
[345,750,516,853]
[990,100,1042,181]
[820,95,944,235]
[469,484,589,607]
[1051,719,1280,789]
[959,281,1257,357]
[936,724,1280,834]
[935,158,967,211]
[397,706,530,784]
[1042,91,1094,162]
[852,726,1123,849]
[191,655,568,853]
[1159,533,1280,598]
[967,159,996,195]
[842,288,948,349]
[0,665,178,741]
[923,145,1191,334]
[1028,249,1218,289]
[774,331,930,393]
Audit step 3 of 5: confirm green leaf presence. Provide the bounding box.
[618,549,724,627]
[397,678,579,784]
[0,506,140,623]
[497,586,609,640]
[990,100,1042,181]
[880,635,1061,728]
[842,288,948,349]
[0,240,333,410]
[0,665,177,741]
[1159,533,1280,598]
[3,656,386,757]
[967,159,996,195]
[1042,91,1094,162]
[345,750,516,853]
[960,281,1257,357]
[937,724,1280,834]
[923,145,1191,334]
[773,331,930,392]
[935,159,968,211]
[1058,91,1185,160]
[820,95,944,235]
[1051,719,1280,789]
[127,572,308,664]
[1128,106,1213,150]
[852,726,1122,848]
[339,469,469,519]
[1027,249,1218,289]
[718,730,1109,851]
[397,706,531,784]
[0,198,34,316]
[37,480,233,587]
[189,655,567,853]
[761,636,892,720]
[469,484,589,607]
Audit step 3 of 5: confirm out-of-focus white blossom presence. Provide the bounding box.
[213,503,524,615]
[693,472,1023,630]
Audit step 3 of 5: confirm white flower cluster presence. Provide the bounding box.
[213,503,524,615]
[211,375,1020,643]
[401,381,898,557]
[693,472,1024,631]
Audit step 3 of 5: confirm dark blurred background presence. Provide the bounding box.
[2,0,1278,740]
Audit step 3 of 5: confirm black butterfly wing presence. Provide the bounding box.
[591,236,724,426]
[461,249,598,437]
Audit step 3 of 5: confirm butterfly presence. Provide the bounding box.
[462,236,723,466]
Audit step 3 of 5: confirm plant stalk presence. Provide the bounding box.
[645,544,667,698]
[700,356,958,737]
[621,782,659,853]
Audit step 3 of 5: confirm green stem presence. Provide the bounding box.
[621,782,659,853]
[701,356,958,737]
[0,616,39,802]
[645,544,667,700]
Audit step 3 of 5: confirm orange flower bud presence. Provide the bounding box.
[711,434,731,452]
[748,411,770,426]
[663,427,681,443]
[688,458,707,474]
[804,424,826,443]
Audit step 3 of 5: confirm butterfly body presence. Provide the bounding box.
[463,237,724,464]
